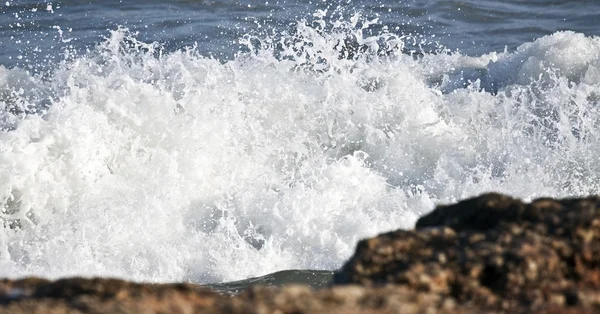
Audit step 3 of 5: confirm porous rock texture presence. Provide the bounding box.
[335,192,600,313]
[1,193,600,313]
[0,277,473,314]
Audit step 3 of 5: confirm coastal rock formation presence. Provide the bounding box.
[335,193,600,312]
[0,277,477,314]
[1,193,600,313]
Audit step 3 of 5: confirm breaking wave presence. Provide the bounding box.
[0,13,599,283]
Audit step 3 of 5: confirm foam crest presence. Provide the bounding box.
[488,31,600,88]
[0,17,598,283]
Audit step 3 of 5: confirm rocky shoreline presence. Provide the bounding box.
[2,193,600,313]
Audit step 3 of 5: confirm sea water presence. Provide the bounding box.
[0,0,599,286]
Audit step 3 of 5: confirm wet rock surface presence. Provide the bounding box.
[2,193,600,313]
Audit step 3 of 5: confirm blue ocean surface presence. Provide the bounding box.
[0,0,599,288]
[2,0,599,68]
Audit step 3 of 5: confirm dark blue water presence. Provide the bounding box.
[1,0,599,69]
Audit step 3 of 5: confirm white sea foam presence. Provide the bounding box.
[0,15,599,283]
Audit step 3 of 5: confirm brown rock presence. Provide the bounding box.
[335,193,600,313]
[0,277,224,314]
[0,277,488,314]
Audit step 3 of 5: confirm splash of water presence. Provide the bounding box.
[0,12,599,283]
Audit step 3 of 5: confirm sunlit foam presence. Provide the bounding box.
[0,14,599,283]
